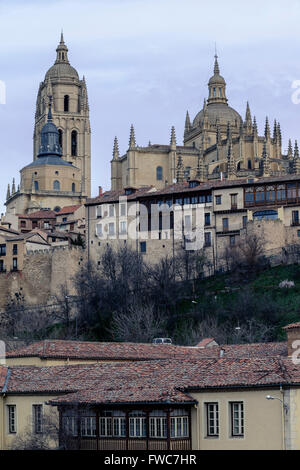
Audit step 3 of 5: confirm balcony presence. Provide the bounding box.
[65,437,191,451]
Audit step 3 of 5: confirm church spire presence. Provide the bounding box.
[113,136,119,160]
[184,111,191,137]
[6,184,10,201]
[207,54,228,105]
[214,54,220,75]
[129,125,136,149]
[170,126,177,150]
[244,102,252,134]
[264,117,271,140]
[55,31,69,64]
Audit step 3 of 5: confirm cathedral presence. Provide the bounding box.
[111,55,300,190]
[4,37,300,216]
[5,33,91,215]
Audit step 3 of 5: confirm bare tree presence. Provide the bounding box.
[109,303,165,343]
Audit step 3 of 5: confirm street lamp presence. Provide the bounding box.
[265,395,289,414]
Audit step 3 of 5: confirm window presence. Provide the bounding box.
[230,402,244,437]
[100,411,126,438]
[206,403,219,437]
[129,411,146,438]
[288,183,297,200]
[253,210,278,221]
[53,180,60,191]
[231,194,238,209]
[8,405,16,434]
[243,216,248,228]
[62,416,77,436]
[108,223,115,236]
[81,417,96,437]
[58,129,63,150]
[215,195,222,205]
[248,160,252,170]
[96,206,102,218]
[12,258,18,271]
[120,221,127,234]
[13,244,18,255]
[120,203,126,217]
[170,415,189,438]
[277,185,286,201]
[109,205,115,217]
[205,213,211,226]
[0,260,4,272]
[63,217,67,222]
[230,235,236,246]
[199,195,206,204]
[140,241,147,253]
[298,230,300,238]
[72,183,76,192]
[33,405,43,434]
[34,181,39,191]
[206,195,212,203]
[222,218,229,231]
[0,244,6,256]
[96,224,103,237]
[175,198,183,206]
[71,130,77,156]
[149,412,167,439]
[266,186,275,202]
[292,211,299,225]
[20,221,26,228]
[184,197,190,206]
[245,188,254,205]
[204,232,211,247]
[64,95,69,112]
[191,196,198,204]
[255,187,265,203]
[156,166,163,181]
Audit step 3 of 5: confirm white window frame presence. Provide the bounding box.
[170,416,189,438]
[96,223,103,237]
[129,417,146,438]
[120,221,127,234]
[81,416,96,437]
[149,417,167,439]
[206,403,219,437]
[109,204,115,217]
[230,402,244,438]
[96,205,102,218]
[7,405,17,434]
[108,222,115,236]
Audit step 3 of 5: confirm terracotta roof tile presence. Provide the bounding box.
[6,339,287,361]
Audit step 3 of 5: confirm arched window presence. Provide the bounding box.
[58,129,63,150]
[53,180,60,191]
[237,162,241,171]
[64,95,69,112]
[71,130,77,156]
[156,166,163,181]
[34,181,39,191]
[72,183,76,192]
[248,160,252,170]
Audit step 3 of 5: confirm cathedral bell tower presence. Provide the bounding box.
[33,33,91,197]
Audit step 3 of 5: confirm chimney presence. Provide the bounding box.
[283,322,300,356]
[98,186,103,196]
[219,348,225,358]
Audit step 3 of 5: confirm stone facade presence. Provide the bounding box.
[86,175,300,271]
[5,34,91,216]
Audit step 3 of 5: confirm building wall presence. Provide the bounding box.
[191,389,285,450]
[0,245,84,308]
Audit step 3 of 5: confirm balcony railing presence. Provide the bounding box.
[65,437,191,451]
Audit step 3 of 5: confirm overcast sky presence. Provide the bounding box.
[1,0,300,213]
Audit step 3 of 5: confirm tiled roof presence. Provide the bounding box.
[18,210,57,220]
[283,322,300,330]
[5,356,300,406]
[86,174,300,206]
[196,338,216,348]
[6,339,287,361]
[56,205,82,215]
[0,366,8,391]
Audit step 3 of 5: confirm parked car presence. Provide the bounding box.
[152,338,172,344]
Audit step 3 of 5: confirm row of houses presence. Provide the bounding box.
[0,322,299,450]
[85,174,300,270]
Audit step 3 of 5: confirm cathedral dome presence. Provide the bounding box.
[193,103,242,129]
[45,63,79,81]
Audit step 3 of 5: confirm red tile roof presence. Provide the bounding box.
[19,210,57,220]
[4,356,300,406]
[0,366,8,391]
[6,339,288,361]
[56,205,82,215]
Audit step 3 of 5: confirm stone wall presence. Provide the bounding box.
[0,245,85,308]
